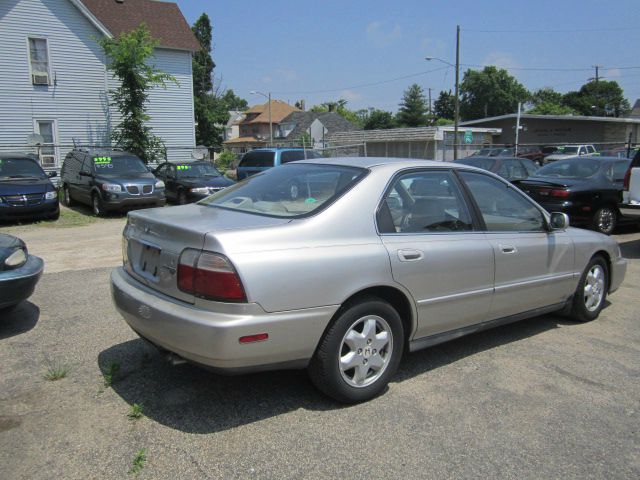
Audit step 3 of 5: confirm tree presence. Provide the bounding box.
[192,13,215,96]
[433,90,455,121]
[530,87,564,106]
[562,80,630,117]
[363,109,397,130]
[459,66,529,121]
[220,89,248,111]
[99,24,175,162]
[396,83,428,127]
[527,102,575,115]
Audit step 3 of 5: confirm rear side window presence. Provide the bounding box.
[280,150,323,163]
[240,151,275,168]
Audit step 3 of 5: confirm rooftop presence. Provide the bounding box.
[243,101,300,124]
[77,0,200,51]
[461,113,640,126]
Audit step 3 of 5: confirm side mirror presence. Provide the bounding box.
[549,212,569,231]
[47,171,57,178]
[79,170,91,177]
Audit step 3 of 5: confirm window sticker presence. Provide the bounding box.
[305,197,317,204]
[94,156,113,168]
[177,165,191,171]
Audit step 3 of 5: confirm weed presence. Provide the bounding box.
[128,449,146,476]
[127,403,144,420]
[103,361,121,387]
[44,362,69,381]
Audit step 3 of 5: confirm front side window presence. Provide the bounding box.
[459,171,545,232]
[29,38,50,84]
[199,164,366,218]
[280,150,323,163]
[240,152,275,168]
[378,170,473,234]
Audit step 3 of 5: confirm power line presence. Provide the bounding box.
[465,27,638,33]
[270,66,449,95]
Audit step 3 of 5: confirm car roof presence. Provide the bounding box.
[294,156,464,169]
[0,152,39,160]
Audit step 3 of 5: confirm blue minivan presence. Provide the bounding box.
[236,148,323,181]
[0,153,59,221]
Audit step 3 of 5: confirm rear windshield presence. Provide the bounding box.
[93,155,147,174]
[176,163,221,178]
[536,158,601,178]
[0,157,47,179]
[199,164,367,218]
[456,158,496,170]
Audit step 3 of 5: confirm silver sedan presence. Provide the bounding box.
[111,157,627,403]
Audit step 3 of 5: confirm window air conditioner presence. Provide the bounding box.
[32,74,49,85]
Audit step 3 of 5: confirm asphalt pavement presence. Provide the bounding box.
[0,227,639,479]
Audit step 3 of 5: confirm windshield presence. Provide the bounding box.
[457,158,496,170]
[199,164,366,218]
[536,158,601,178]
[93,155,147,174]
[176,163,221,178]
[559,146,579,155]
[477,148,495,155]
[0,157,47,179]
[498,148,515,156]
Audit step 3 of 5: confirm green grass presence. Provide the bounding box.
[128,449,146,476]
[44,362,69,381]
[103,361,121,387]
[41,206,97,228]
[127,403,144,420]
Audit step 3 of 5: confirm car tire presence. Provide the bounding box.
[308,296,404,403]
[177,190,188,205]
[92,193,105,217]
[592,206,617,235]
[63,185,74,207]
[48,210,60,221]
[569,256,608,322]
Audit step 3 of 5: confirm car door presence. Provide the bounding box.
[78,154,94,204]
[458,170,575,319]
[154,164,171,199]
[64,153,81,199]
[377,169,495,339]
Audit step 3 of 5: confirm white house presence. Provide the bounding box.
[0,0,200,171]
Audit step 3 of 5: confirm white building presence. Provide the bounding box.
[0,0,200,171]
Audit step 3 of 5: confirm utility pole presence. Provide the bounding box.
[428,87,433,125]
[454,25,460,161]
[590,65,602,83]
[515,102,522,156]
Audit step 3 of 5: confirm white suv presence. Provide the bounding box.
[544,144,597,164]
[620,152,640,219]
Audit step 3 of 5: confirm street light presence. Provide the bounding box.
[426,25,460,160]
[250,90,272,145]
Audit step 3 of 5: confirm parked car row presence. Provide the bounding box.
[471,144,604,166]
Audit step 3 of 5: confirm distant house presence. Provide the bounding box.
[0,0,200,170]
[223,100,300,153]
[276,111,358,148]
[222,110,246,142]
[629,99,640,119]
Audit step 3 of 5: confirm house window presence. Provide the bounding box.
[28,38,50,85]
[35,120,57,167]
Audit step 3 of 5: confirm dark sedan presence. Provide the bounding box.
[0,233,43,310]
[456,156,539,183]
[515,156,631,234]
[154,161,235,204]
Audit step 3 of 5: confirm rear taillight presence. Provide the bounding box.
[623,168,631,191]
[178,249,246,302]
[550,189,570,198]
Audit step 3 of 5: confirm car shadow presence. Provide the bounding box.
[0,301,39,339]
[619,237,640,260]
[99,312,580,434]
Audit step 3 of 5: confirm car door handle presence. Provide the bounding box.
[398,249,423,261]
[499,244,517,254]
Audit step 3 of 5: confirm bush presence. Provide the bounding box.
[217,150,236,170]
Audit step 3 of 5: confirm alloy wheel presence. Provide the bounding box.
[596,208,615,234]
[338,315,393,388]
[584,264,605,312]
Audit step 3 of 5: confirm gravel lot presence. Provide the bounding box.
[1,218,639,479]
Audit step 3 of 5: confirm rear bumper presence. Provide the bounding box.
[110,267,337,372]
[0,255,44,309]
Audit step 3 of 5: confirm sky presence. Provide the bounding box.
[176,0,640,113]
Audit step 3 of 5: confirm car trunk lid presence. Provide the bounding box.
[123,204,291,303]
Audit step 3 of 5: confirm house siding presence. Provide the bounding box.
[0,0,195,169]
